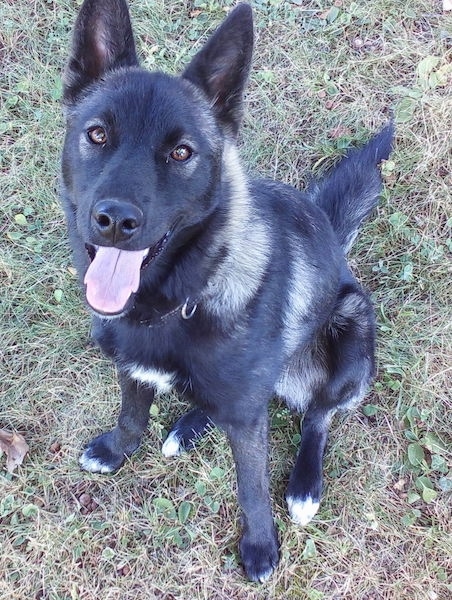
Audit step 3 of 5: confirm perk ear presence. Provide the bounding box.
[182,4,254,137]
[63,0,139,104]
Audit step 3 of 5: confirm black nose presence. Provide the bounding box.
[91,199,143,243]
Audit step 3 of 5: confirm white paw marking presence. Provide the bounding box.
[79,452,115,474]
[257,567,274,583]
[127,364,175,394]
[161,431,182,458]
[286,495,320,526]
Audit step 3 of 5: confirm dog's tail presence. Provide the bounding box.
[308,123,394,253]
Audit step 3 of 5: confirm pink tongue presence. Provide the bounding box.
[84,247,148,314]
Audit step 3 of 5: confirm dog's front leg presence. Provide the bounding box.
[227,413,279,582]
[79,370,154,474]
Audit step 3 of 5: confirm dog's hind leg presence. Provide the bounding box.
[162,408,214,457]
[285,286,375,525]
[286,404,334,525]
[79,371,154,473]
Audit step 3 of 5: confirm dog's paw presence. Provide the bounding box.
[286,495,320,526]
[162,408,213,457]
[79,432,126,474]
[161,431,183,457]
[239,530,280,583]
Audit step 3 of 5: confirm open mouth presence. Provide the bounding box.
[139,230,171,269]
[83,231,171,316]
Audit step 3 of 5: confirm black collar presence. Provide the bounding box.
[138,297,198,327]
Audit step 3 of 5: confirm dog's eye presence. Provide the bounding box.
[87,126,107,145]
[170,145,192,162]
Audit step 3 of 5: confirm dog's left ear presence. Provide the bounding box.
[182,4,254,137]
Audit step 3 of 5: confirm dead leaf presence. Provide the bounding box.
[393,478,407,492]
[0,429,29,473]
[329,125,352,139]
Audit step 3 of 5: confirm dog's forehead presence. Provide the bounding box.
[76,69,217,139]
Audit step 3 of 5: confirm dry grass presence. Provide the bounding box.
[1,1,451,599]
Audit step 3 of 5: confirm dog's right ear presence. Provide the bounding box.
[63,0,138,104]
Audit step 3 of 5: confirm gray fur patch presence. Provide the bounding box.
[280,252,315,357]
[275,349,327,412]
[329,291,373,337]
[202,143,271,317]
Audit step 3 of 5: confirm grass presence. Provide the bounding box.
[1,0,451,598]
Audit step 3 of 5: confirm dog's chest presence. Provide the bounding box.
[126,363,176,394]
[93,316,187,394]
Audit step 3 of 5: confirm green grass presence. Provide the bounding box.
[1,0,451,598]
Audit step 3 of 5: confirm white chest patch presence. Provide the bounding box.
[127,364,175,394]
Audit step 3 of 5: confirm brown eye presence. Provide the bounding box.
[87,126,107,145]
[170,145,192,162]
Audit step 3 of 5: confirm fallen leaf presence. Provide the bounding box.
[0,429,29,473]
[393,478,406,492]
[329,125,352,139]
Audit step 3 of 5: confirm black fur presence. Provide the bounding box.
[61,0,393,583]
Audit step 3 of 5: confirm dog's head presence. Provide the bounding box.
[61,0,253,317]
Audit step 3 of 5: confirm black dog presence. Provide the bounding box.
[61,0,393,582]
